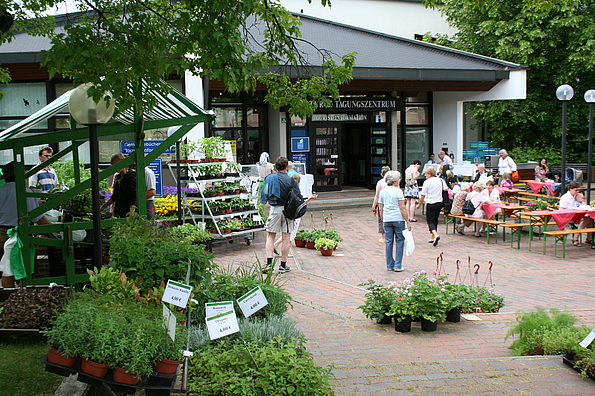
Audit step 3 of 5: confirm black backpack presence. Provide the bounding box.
[283,184,307,220]
[462,199,476,215]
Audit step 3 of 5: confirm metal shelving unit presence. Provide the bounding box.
[168,161,264,246]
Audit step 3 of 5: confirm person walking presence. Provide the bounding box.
[403,160,422,222]
[378,171,412,272]
[372,166,391,242]
[260,156,300,273]
[416,166,447,246]
[497,149,517,177]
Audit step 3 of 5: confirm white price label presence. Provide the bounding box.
[206,310,240,340]
[580,326,595,348]
[162,304,177,341]
[162,280,193,308]
[206,301,235,318]
[253,215,262,222]
[240,193,249,199]
[226,176,235,182]
[237,286,269,318]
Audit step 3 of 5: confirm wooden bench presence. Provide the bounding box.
[516,191,559,200]
[446,214,504,244]
[542,228,595,258]
[502,221,557,250]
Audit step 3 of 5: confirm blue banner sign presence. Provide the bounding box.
[121,140,175,155]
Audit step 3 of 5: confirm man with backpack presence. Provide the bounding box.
[260,156,304,273]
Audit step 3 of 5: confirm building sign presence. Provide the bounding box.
[311,114,368,122]
[121,140,175,155]
[315,97,402,112]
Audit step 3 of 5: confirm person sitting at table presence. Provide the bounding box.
[462,182,495,237]
[499,173,513,189]
[474,164,491,183]
[482,180,501,203]
[451,174,465,195]
[452,182,472,235]
[534,158,551,182]
[559,182,593,248]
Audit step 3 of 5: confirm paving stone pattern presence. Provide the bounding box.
[213,197,595,395]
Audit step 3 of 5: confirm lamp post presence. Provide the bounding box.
[556,84,574,195]
[69,83,115,268]
[584,89,595,203]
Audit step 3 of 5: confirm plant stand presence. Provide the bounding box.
[44,355,178,396]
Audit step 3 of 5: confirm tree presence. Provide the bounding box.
[424,0,595,163]
[0,0,355,117]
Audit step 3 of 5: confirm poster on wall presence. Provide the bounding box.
[291,137,310,152]
[292,153,308,173]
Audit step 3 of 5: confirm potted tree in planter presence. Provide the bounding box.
[357,279,396,325]
[314,237,337,256]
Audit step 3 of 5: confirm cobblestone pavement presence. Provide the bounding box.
[212,197,595,395]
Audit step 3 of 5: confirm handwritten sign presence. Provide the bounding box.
[205,301,235,319]
[162,280,193,309]
[237,286,268,318]
[206,310,239,340]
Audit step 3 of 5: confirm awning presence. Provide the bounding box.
[0,83,214,142]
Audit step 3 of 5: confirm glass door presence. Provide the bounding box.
[312,124,340,191]
[370,125,390,188]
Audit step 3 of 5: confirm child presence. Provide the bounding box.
[499,173,513,189]
[575,192,591,210]
[451,174,465,195]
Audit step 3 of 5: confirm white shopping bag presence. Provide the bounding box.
[402,229,415,256]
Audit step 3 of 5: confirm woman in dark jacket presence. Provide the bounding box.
[101,154,137,217]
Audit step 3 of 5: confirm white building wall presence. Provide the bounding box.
[183,71,206,141]
[281,0,456,39]
[433,69,527,163]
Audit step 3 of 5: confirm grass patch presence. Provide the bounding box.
[0,342,64,396]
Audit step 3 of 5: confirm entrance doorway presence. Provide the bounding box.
[341,124,367,188]
[311,124,340,192]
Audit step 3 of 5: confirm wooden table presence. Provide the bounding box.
[494,187,523,203]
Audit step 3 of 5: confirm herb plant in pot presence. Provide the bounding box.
[357,279,396,325]
[294,229,310,248]
[314,237,337,256]
[153,329,185,374]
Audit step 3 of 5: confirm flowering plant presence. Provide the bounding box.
[386,281,416,321]
[523,198,558,211]
[461,286,505,313]
[394,271,450,322]
[357,279,396,321]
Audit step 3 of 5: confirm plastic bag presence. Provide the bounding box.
[0,227,34,280]
[402,229,415,256]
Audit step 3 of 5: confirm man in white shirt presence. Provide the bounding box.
[29,147,59,191]
[437,151,453,176]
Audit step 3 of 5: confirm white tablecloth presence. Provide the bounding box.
[451,163,478,177]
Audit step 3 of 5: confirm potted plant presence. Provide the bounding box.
[113,319,159,385]
[323,228,343,249]
[176,140,199,161]
[197,137,226,161]
[169,223,213,244]
[294,229,310,247]
[304,229,325,249]
[402,271,450,331]
[444,282,473,322]
[386,283,417,333]
[314,237,337,256]
[357,279,396,325]
[153,329,186,374]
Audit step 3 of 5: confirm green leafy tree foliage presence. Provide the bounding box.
[424,0,595,162]
[0,0,354,117]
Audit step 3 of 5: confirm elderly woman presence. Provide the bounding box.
[498,149,517,176]
[463,182,495,237]
[372,166,391,242]
[416,166,448,246]
[378,171,412,272]
[451,182,472,235]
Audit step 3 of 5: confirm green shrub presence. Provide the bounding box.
[191,263,292,324]
[187,338,334,396]
[109,215,216,289]
[188,315,303,350]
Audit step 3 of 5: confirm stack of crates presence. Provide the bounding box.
[463,142,500,163]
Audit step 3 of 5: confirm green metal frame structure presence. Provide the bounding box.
[0,84,214,285]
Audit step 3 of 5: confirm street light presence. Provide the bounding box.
[69,83,115,269]
[584,89,595,203]
[556,84,574,195]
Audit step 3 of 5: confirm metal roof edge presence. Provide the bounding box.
[293,13,525,71]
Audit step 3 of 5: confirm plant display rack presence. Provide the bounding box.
[43,355,177,396]
[168,161,264,246]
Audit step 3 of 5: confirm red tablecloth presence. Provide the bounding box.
[526,180,554,194]
[527,209,595,230]
[482,203,524,219]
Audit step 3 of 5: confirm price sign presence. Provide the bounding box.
[237,286,268,318]
[240,193,249,199]
[580,326,595,348]
[162,280,193,309]
[253,215,262,222]
[206,310,239,340]
[226,176,236,183]
[205,301,235,318]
